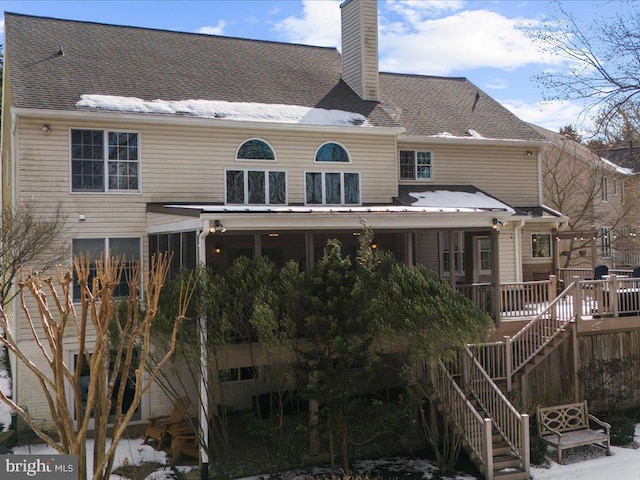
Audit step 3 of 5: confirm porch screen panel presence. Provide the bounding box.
[226,170,245,204]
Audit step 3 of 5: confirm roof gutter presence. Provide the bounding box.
[11,107,406,136]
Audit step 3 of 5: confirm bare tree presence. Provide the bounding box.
[537,125,640,267]
[0,253,197,480]
[529,1,640,135]
[0,203,67,307]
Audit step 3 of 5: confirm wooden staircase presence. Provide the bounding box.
[428,282,584,479]
[469,397,529,480]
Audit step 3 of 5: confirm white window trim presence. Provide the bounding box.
[398,150,434,182]
[530,233,552,261]
[601,176,609,202]
[313,141,352,164]
[224,168,288,205]
[304,171,361,205]
[69,128,142,194]
[235,137,277,162]
[439,232,465,277]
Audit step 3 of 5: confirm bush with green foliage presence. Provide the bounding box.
[529,435,548,465]
[607,415,636,446]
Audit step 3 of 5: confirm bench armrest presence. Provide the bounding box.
[588,414,611,434]
[540,424,563,441]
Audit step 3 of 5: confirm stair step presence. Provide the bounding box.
[494,467,529,480]
[492,442,511,456]
[493,454,522,470]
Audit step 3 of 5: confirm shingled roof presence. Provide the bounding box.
[4,12,545,141]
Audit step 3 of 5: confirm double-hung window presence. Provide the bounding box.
[71,129,139,192]
[531,233,552,258]
[226,169,286,205]
[399,150,432,181]
[72,237,141,301]
[305,172,360,205]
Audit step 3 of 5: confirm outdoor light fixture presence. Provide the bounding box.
[209,220,227,233]
[371,242,378,250]
[42,123,52,133]
[213,244,222,255]
[492,218,504,229]
[526,150,534,156]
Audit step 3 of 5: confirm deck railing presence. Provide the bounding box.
[462,347,530,478]
[578,275,640,318]
[457,277,556,320]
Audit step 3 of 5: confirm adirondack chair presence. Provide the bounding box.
[142,396,190,450]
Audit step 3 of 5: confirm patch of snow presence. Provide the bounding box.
[77,95,371,127]
[466,129,484,138]
[408,190,515,214]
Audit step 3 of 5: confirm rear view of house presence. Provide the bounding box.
[2,0,564,439]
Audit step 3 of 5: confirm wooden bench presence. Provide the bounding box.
[536,401,611,464]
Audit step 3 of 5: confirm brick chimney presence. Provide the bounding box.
[341,0,379,101]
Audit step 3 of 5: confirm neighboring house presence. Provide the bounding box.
[1,0,564,423]
[532,125,640,272]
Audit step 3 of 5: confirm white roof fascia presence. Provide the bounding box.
[11,107,406,136]
[147,217,201,234]
[398,134,548,148]
[155,207,512,231]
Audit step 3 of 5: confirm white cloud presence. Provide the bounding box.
[274,0,342,47]
[501,99,593,134]
[379,10,564,76]
[0,20,4,38]
[385,0,464,24]
[485,78,509,90]
[196,20,226,35]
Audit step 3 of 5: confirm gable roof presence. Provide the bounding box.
[4,12,544,141]
[530,124,634,176]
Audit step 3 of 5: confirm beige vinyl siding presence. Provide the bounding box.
[14,117,397,339]
[499,228,516,283]
[397,142,539,207]
[415,230,439,271]
[340,0,378,101]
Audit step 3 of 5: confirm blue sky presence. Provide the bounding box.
[1,0,630,134]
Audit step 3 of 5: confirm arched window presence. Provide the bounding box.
[236,138,275,161]
[315,142,350,163]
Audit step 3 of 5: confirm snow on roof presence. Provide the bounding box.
[408,190,515,213]
[600,156,635,175]
[76,94,371,127]
[164,201,512,215]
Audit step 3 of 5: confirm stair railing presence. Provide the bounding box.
[427,361,494,479]
[462,347,530,478]
[505,281,577,384]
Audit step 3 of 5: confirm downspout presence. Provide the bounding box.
[197,220,210,480]
[514,220,525,282]
[9,111,18,409]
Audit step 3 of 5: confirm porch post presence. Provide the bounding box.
[254,233,262,258]
[197,221,211,479]
[449,231,456,289]
[405,231,414,265]
[305,233,315,271]
[491,227,501,326]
